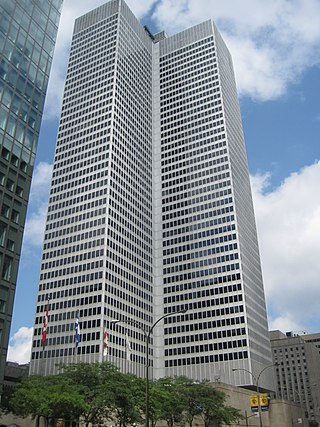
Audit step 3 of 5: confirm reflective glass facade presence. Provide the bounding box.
[0,0,63,394]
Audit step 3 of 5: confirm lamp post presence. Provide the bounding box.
[112,308,187,427]
[232,363,278,427]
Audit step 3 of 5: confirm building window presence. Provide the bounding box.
[0,222,6,246]
[11,209,19,223]
[1,205,10,218]
[2,256,13,281]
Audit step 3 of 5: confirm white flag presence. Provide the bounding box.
[126,333,132,361]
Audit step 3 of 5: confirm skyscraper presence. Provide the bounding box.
[0,0,63,395]
[30,0,273,391]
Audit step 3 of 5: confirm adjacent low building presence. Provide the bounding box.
[270,330,320,425]
[0,362,30,427]
[303,332,320,354]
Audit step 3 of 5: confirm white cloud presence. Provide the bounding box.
[152,0,320,100]
[251,161,320,332]
[224,36,286,100]
[269,315,306,335]
[23,202,49,247]
[42,0,320,117]
[30,162,53,199]
[23,162,52,248]
[7,327,33,364]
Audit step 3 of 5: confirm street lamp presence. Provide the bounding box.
[232,363,278,427]
[112,308,187,427]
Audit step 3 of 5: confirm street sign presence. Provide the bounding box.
[250,393,269,413]
[260,393,269,411]
[250,395,258,413]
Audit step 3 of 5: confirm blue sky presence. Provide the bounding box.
[7,0,320,362]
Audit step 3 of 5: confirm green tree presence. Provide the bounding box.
[61,361,118,427]
[110,372,145,427]
[150,378,243,427]
[0,384,16,414]
[151,377,190,427]
[196,381,243,427]
[8,374,86,422]
[149,379,174,427]
[8,362,121,426]
[7,362,242,427]
[182,380,205,427]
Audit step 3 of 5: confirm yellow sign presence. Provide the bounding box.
[260,393,269,407]
[250,394,269,413]
[250,395,258,407]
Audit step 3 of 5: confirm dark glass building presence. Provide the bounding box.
[0,0,63,395]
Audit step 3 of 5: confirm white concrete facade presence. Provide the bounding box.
[30,0,273,391]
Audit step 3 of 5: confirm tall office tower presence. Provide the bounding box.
[30,0,154,379]
[153,22,273,390]
[30,0,273,391]
[0,0,63,394]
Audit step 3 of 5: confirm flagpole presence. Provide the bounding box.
[41,298,50,375]
[101,320,104,363]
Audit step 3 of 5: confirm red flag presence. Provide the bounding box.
[103,326,108,356]
[41,303,49,347]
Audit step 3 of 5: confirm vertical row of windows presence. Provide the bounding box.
[159,34,244,366]
[31,10,154,368]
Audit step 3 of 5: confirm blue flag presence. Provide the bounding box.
[74,313,81,347]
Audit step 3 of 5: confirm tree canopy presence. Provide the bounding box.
[149,376,242,427]
[7,374,86,421]
[3,362,242,427]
